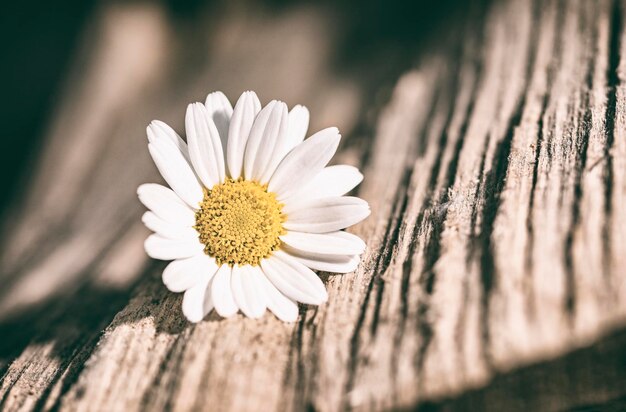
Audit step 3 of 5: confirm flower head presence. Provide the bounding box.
[138,91,370,322]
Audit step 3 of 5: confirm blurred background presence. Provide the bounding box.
[0,0,472,220]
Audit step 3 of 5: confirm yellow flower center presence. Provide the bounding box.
[195,178,284,266]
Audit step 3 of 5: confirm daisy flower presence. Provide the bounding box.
[138,91,370,322]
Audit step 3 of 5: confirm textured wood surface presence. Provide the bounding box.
[2,0,626,410]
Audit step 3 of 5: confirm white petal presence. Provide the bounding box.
[147,120,191,164]
[284,165,363,204]
[182,274,214,323]
[280,231,365,255]
[227,91,261,179]
[283,197,370,233]
[243,101,290,183]
[284,247,361,273]
[185,103,226,188]
[285,105,309,151]
[231,265,266,319]
[268,127,340,200]
[144,234,204,260]
[260,251,328,305]
[137,184,196,225]
[211,264,238,317]
[162,253,218,292]
[148,139,204,208]
[257,270,299,322]
[142,212,198,240]
[205,91,233,151]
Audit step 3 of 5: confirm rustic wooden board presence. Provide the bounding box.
[2,0,626,410]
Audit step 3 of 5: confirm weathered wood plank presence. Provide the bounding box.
[2,0,626,410]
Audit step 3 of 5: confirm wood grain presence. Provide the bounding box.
[2,0,626,410]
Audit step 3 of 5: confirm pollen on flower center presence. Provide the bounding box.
[195,178,284,266]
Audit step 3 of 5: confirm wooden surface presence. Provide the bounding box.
[2,0,626,410]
